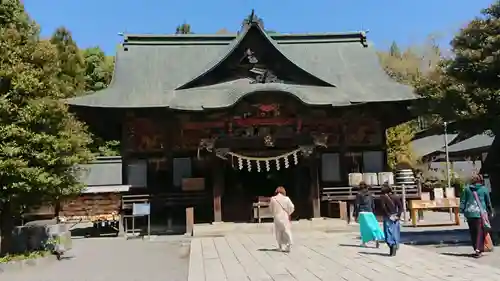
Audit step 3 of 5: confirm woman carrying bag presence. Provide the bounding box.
[380,183,403,256]
[460,174,494,258]
[269,186,295,253]
[354,181,384,248]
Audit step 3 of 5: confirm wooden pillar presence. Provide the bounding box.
[185,207,194,236]
[309,154,321,219]
[212,159,224,223]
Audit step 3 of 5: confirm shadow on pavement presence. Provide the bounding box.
[58,255,75,261]
[339,243,381,248]
[400,228,470,246]
[258,248,282,252]
[338,243,363,248]
[358,251,390,257]
[70,227,119,238]
[440,252,474,258]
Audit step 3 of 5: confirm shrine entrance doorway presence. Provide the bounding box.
[221,158,311,222]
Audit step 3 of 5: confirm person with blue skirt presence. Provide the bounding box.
[354,181,384,248]
[380,183,403,256]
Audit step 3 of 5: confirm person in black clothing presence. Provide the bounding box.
[380,183,403,256]
[354,182,384,248]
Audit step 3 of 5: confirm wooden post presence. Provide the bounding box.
[185,207,194,236]
[212,160,223,223]
[309,154,321,219]
[401,184,407,223]
[118,214,125,237]
[453,207,460,226]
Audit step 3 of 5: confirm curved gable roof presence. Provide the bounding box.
[67,26,416,109]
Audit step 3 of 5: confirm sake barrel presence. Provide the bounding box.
[394,169,415,185]
[378,172,394,185]
[348,173,363,186]
[362,173,379,186]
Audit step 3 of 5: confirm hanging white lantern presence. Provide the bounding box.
[265,160,270,171]
[256,161,261,172]
[238,157,243,170]
[276,158,280,170]
[293,151,298,165]
[246,159,252,171]
[284,155,289,168]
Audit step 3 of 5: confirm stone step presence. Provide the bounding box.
[192,218,357,237]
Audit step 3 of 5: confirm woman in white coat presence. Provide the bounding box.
[269,186,295,252]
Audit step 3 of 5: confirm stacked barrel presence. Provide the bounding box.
[394,169,415,185]
[348,172,396,186]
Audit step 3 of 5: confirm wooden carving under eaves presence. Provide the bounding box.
[344,118,382,146]
[302,118,341,146]
[126,118,166,152]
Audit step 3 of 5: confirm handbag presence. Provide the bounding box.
[485,233,494,252]
[472,190,492,231]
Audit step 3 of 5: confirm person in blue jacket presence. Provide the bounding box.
[460,174,494,258]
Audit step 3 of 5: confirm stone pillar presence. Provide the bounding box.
[309,154,321,219]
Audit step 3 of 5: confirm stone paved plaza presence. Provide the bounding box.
[1,236,190,281]
[3,229,500,281]
[188,232,500,281]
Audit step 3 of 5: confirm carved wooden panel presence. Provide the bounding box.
[302,118,342,146]
[344,118,382,146]
[126,118,167,153]
[177,129,211,150]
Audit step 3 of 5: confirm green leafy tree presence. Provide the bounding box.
[175,23,192,34]
[0,0,94,255]
[415,1,500,134]
[50,26,86,97]
[81,46,119,155]
[378,40,441,168]
[389,41,401,58]
[82,46,114,92]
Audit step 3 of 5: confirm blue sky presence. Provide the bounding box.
[24,0,494,55]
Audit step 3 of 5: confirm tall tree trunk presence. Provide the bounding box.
[0,202,14,256]
[54,200,61,222]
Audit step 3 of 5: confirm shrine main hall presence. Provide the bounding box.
[68,14,416,224]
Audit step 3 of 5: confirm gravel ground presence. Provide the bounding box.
[1,235,190,281]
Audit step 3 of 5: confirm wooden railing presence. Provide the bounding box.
[321,184,421,201]
[121,191,208,210]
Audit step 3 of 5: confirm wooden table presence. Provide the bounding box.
[253,201,272,223]
[408,198,460,227]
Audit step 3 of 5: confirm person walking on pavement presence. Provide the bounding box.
[354,181,384,248]
[460,174,494,258]
[380,183,403,256]
[269,186,295,253]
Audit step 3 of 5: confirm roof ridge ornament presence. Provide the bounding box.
[248,9,256,24]
[241,9,263,31]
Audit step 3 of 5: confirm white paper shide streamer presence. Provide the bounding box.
[293,151,298,165]
[229,148,303,172]
[238,157,243,170]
